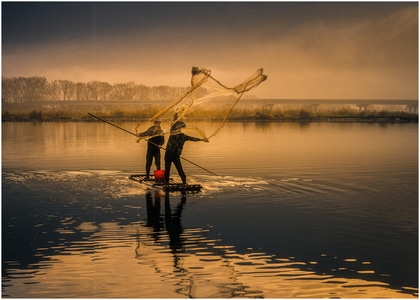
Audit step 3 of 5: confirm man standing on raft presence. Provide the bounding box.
[138,120,165,180]
[165,120,208,185]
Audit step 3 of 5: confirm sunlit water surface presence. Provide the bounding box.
[2,121,418,298]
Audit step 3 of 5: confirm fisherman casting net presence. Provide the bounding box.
[135,67,267,141]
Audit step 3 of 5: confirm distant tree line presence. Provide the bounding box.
[2,76,191,104]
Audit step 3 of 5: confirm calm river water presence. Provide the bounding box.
[2,121,418,298]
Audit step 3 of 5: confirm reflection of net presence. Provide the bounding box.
[137,67,267,140]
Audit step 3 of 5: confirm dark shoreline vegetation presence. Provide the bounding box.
[2,108,418,123]
[2,76,418,123]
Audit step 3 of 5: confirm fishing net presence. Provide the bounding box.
[135,67,267,141]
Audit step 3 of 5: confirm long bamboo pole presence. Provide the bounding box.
[88,113,218,176]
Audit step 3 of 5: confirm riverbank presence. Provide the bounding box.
[2,109,418,123]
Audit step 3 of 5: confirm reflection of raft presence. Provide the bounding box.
[129,174,202,192]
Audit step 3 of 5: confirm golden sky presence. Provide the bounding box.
[2,2,418,99]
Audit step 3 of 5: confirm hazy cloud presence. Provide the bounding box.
[2,2,417,99]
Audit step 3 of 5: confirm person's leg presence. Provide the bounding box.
[164,152,172,184]
[154,149,161,170]
[173,155,186,184]
[145,150,153,179]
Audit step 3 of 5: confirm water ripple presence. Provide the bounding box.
[2,169,417,298]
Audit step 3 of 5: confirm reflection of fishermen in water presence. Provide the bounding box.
[140,192,251,297]
[165,192,186,258]
[144,191,187,269]
[145,192,163,241]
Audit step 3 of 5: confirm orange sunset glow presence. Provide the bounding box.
[3,219,416,298]
[2,2,418,99]
[2,2,418,299]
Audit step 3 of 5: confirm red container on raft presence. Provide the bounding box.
[154,170,165,183]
